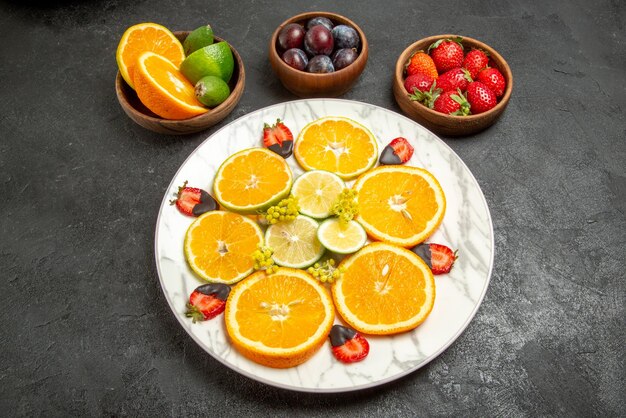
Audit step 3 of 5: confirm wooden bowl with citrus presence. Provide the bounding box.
[393,34,512,136]
[269,11,368,98]
[116,31,245,135]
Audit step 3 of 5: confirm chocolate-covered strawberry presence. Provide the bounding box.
[329,324,369,363]
[262,119,294,158]
[379,137,414,165]
[170,181,218,216]
[411,243,457,275]
[186,283,231,323]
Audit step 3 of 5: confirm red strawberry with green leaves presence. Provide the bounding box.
[466,81,498,114]
[405,51,439,80]
[404,73,434,95]
[435,67,472,92]
[170,181,218,217]
[379,137,414,165]
[463,49,489,79]
[186,283,231,323]
[433,88,470,116]
[329,324,369,363]
[411,243,458,275]
[428,37,464,73]
[477,67,506,98]
[262,119,294,158]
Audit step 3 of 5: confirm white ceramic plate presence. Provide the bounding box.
[155,99,494,393]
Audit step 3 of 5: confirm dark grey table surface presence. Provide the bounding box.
[1,0,624,416]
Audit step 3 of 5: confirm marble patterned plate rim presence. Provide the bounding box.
[154,98,494,393]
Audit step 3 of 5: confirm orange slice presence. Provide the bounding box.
[332,242,435,335]
[294,117,378,180]
[184,211,263,284]
[116,23,185,90]
[354,165,446,247]
[225,268,335,368]
[133,52,208,120]
[213,148,293,214]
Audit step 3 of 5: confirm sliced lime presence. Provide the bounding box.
[291,170,345,219]
[317,218,367,254]
[183,24,214,56]
[265,215,324,268]
[180,41,234,84]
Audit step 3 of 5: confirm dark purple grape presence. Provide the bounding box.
[306,55,334,73]
[306,16,334,31]
[332,48,358,70]
[278,23,306,50]
[331,25,360,49]
[304,25,334,56]
[282,48,308,71]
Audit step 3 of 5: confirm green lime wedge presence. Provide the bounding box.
[184,24,214,56]
[317,218,367,254]
[180,41,234,84]
[265,215,325,268]
[291,170,345,219]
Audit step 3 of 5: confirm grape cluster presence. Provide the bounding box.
[307,259,345,283]
[262,195,299,224]
[331,189,359,224]
[252,245,278,274]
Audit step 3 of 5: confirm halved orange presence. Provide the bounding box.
[133,52,208,120]
[184,211,263,284]
[213,148,293,214]
[332,242,435,335]
[354,165,446,247]
[294,117,378,180]
[116,22,185,90]
[225,268,335,368]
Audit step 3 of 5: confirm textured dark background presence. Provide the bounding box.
[1,0,624,416]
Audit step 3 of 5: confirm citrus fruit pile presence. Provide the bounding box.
[176,115,456,368]
[116,23,234,119]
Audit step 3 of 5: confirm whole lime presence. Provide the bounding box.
[195,76,230,107]
[180,41,234,84]
[183,25,214,56]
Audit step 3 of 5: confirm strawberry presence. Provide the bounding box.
[477,67,506,98]
[185,283,231,323]
[432,88,470,116]
[411,243,458,275]
[466,81,498,114]
[434,67,472,92]
[462,49,489,79]
[262,119,294,158]
[405,51,439,80]
[170,181,218,217]
[379,137,414,165]
[329,325,369,363]
[404,73,434,95]
[428,37,464,73]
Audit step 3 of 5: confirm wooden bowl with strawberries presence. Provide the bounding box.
[393,34,513,136]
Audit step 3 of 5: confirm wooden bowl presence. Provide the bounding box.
[269,11,368,98]
[393,35,513,136]
[115,33,245,135]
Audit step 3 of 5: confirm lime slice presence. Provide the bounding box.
[291,170,345,219]
[317,218,367,254]
[213,148,293,214]
[195,75,230,107]
[180,41,234,84]
[265,215,324,268]
[183,24,214,56]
